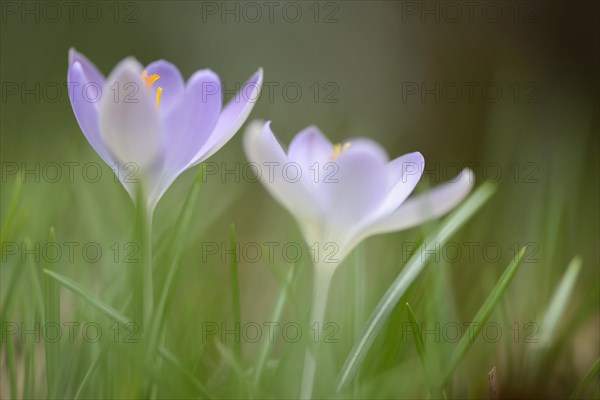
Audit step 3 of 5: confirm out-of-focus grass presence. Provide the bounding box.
[1,2,599,399]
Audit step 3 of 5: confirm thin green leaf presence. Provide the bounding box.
[159,347,213,399]
[0,178,22,249]
[24,236,45,323]
[43,266,213,398]
[406,302,442,398]
[536,256,582,347]
[336,183,496,392]
[253,262,299,385]
[441,246,527,387]
[569,357,600,400]
[0,257,25,351]
[230,223,242,362]
[405,303,426,363]
[148,165,205,355]
[43,269,131,327]
[44,227,60,399]
[73,350,106,400]
[214,341,253,395]
[6,329,17,399]
[23,330,36,399]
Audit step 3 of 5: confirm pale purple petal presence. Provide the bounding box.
[68,50,112,164]
[144,60,185,117]
[148,70,223,208]
[192,68,263,165]
[69,48,104,89]
[287,125,333,173]
[375,152,425,216]
[315,140,389,245]
[243,120,318,220]
[166,69,222,170]
[365,168,475,236]
[99,57,163,172]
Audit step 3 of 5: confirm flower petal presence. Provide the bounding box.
[147,69,223,209]
[144,60,185,117]
[99,57,163,172]
[69,48,104,89]
[166,69,222,170]
[365,168,475,236]
[376,151,425,216]
[287,125,333,174]
[314,140,389,245]
[68,49,112,164]
[192,68,263,164]
[243,120,318,220]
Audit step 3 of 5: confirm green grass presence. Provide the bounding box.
[1,113,598,399]
[1,158,598,399]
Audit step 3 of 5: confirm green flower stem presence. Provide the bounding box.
[300,261,337,399]
[143,210,154,331]
[134,185,154,332]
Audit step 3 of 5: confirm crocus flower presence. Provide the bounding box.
[68,48,263,213]
[244,120,474,265]
[244,120,474,398]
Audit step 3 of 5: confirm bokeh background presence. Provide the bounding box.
[1,1,598,399]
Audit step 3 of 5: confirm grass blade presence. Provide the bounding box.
[536,256,582,347]
[230,223,242,362]
[405,303,426,361]
[336,183,496,392]
[569,358,600,400]
[253,262,299,385]
[73,350,106,400]
[43,269,131,327]
[0,178,22,249]
[158,347,213,399]
[44,227,60,399]
[5,328,17,399]
[441,247,527,387]
[43,265,214,399]
[406,302,442,398]
[23,328,36,399]
[148,165,205,354]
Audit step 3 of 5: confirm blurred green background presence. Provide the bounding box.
[1,1,598,399]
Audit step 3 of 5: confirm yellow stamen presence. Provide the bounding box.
[330,142,352,160]
[141,70,162,110]
[142,70,160,89]
[155,87,162,110]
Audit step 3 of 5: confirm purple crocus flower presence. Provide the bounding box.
[244,120,474,264]
[68,49,263,213]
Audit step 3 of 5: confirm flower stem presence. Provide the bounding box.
[300,262,336,399]
[134,186,154,332]
[142,208,154,331]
